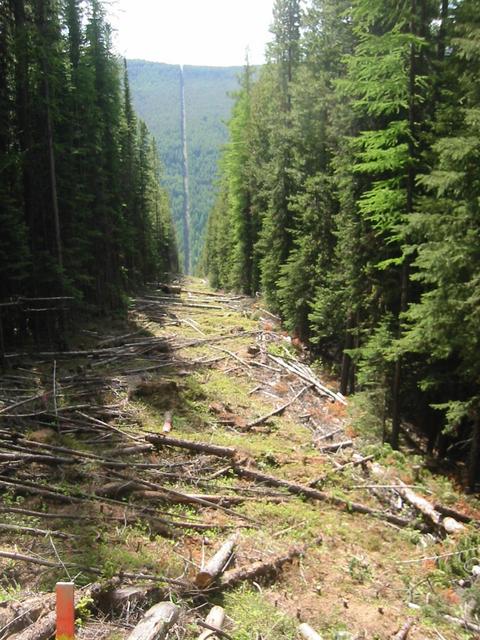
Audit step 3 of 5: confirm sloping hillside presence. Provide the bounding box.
[127,60,242,272]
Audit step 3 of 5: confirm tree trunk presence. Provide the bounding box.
[468,415,480,493]
[340,313,354,396]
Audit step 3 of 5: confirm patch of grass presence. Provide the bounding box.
[0,583,22,603]
[238,498,324,542]
[222,586,297,640]
[347,555,372,584]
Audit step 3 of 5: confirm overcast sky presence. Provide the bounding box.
[107,0,274,67]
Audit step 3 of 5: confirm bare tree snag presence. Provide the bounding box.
[145,434,237,458]
[198,606,226,640]
[299,623,324,640]
[126,601,179,640]
[195,534,239,588]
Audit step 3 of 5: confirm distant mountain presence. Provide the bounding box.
[127,60,242,272]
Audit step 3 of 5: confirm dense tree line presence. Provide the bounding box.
[203,0,480,489]
[0,0,178,325]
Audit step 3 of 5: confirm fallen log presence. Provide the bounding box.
[4,584,101,640]
[133,490,247,507]
[0,593,55,639]
[11,609,56,640]
[395,480,464,535]
[0,550,189,588]
[267,354,346,405]
[145,434,237,459]
[0,522,76,539]
[108,470,256,523]
[233,465,428,531]
[433,503,475,525]
[0,452,76,465]
[317,440,353,453]
[309,455,374,487]
[246,385,312,429]
[444,614,480,634]
[198,606,228,640]
[299,623,323,640]
[0,477,83,503]
[0,505,91,520]
[391,619,414,640]
[219,539,316,589]
[195,533,239,588]
[315,428,343,441]
[126,601,179,640]
[106,444,154,457]
[95,585,165,616]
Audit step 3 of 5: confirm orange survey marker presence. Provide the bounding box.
[56,582,75,640]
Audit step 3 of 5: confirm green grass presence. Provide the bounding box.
[221,587,297,640]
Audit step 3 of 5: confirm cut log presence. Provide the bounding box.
[95,585,165,615]
[108,470,256,523]
[126,601,179,640]
[145,434,237,458]
[395,480,464,535]
[299,623,323,640]
[198,606,226,640]
[163,411,173,433]
[10,584,99,640]
[11,609,56,640]
[133,490,246,506]
[433,503,474,524]
[391,619,414,640]
[444,614,480,634]
[0,593,55,638]
[195,534,239,588]
[219,539,316,590]
[233,465,428,531]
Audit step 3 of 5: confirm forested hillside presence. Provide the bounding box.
[203,0,480,489]
[0,0,178,341]
[127,60,241,271]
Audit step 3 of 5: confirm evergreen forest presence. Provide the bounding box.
[0,0,178,334]
[203,0,480,490]
[127,60,241,272]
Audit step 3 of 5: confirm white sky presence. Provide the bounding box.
[107,0,274,67]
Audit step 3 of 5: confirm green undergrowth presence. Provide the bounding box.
[220,586,297,640]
